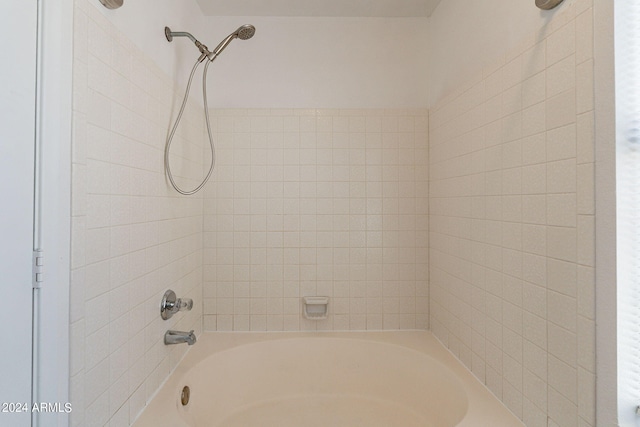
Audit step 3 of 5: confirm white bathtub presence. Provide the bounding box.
[133,331,523,427]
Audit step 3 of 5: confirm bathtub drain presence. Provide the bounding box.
[181,386,190,406]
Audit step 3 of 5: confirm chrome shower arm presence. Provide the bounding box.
[170,31,197,43]
[165,27,197,43]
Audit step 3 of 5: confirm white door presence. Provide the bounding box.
[0,1,38,426]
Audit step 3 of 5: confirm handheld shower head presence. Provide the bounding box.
[209,24,256,60]
[236,24,256,40]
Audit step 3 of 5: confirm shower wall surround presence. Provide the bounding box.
[428,1,595,426]
[70,1,205,425]
[202,109,429,331]
[67,0,599,426]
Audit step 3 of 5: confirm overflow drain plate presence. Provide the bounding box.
[181,386,190,406]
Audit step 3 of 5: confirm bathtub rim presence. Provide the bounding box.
[132,330,524,427]
[180,335,470,427]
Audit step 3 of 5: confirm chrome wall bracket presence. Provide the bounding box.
[535,0,564,10]
[160,289,193,320]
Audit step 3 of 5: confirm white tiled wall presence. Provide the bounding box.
[68,0,600,425]
[202,109,429,331]
[70,1,204,425]
[428,1,595,426]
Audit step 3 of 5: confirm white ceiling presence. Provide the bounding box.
[195,0,443,17]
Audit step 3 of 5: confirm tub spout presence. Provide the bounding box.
[164,330,197,346]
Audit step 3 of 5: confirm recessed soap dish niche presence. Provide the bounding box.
[302,296,329,320]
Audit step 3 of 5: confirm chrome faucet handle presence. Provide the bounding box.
[161,290,193,320]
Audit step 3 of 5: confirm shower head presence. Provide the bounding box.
[209,24,256,60]
[236,24,256,40]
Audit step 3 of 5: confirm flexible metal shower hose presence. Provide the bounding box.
[164,58,216,195]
